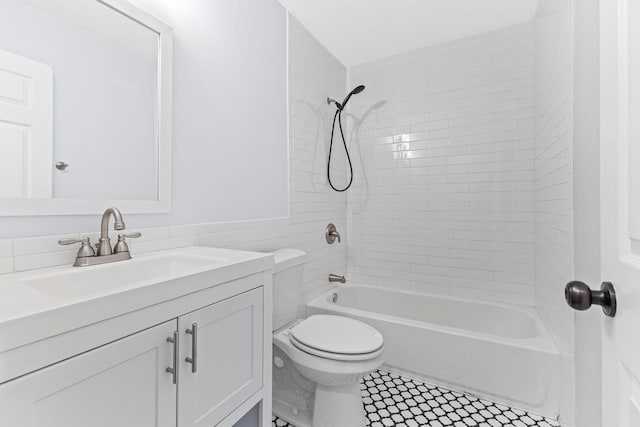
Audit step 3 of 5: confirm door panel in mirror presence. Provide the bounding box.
[0,50,53,199]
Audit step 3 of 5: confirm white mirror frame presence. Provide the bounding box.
[0,0,172,216]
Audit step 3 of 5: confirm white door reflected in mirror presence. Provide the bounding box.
[0,0,172,215]
[0,49,52,199]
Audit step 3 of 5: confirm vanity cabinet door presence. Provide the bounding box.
[178,287,263,427]
[0,320,178,427]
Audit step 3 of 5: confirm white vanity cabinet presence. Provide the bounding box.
[0,248,273,427]
[178,288,263,427]
[0,320,178,427]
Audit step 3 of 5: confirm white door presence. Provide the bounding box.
[178,288,263,427]
[600,0,640,424]
[0,49,53,198]
[0,320,178,427]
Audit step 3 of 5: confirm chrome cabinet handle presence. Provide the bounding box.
[185,323,198,373]
[166,331,179,384]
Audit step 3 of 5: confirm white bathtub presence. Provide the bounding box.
[306,284,560,417]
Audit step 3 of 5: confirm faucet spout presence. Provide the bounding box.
[98,207,126,255]
[329,274,346,283]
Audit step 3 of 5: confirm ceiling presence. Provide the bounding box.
[277,0,540,67]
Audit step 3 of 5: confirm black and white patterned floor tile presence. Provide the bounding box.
[272,370,561,427]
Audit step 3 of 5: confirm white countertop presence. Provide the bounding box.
[0,246,273,353]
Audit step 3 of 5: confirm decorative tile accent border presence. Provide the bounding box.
[273,370,560,427]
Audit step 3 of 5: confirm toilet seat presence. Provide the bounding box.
[289,334,384,361]
[288,315,384,361]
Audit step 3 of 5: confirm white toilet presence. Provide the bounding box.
[271,249,384,427]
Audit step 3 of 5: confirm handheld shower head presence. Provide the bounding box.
[340,85,365,110]
[327,85,366,111]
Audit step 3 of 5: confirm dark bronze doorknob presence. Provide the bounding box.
[564,281,616,317]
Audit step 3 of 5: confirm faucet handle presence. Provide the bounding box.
[121,232,142,239]
[58,237,85,245]
[113,232,142,254]
[58,237,95,258]
[325,223,341,244]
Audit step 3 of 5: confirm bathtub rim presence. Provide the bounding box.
[307,282,559,355]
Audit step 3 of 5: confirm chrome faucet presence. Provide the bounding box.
[59,207,141,267]
[98,207,126,255]
[329,274,346,283]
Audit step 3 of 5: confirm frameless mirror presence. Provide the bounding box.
[0,0,172,215]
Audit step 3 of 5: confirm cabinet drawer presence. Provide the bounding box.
[178,288,264,427]
[0,320,178,427]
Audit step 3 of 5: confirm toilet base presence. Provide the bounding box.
[273,399,313,427]
[312,381,365,427]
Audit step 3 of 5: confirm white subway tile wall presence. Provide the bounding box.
[534,0,575,424]
[346,23,537,305]
[0,16,347,305]
[534,0,574,355]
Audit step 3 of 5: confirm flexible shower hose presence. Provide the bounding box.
[327,108,354,192]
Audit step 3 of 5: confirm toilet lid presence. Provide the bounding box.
[289,334,384,361]
[289,315,383,355]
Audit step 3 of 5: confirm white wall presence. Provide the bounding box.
[345,23,537,305]
[534,0,575,424]
[0,0,289,238]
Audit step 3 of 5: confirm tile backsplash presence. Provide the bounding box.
[0,239,13,274]
[0,226,197,274]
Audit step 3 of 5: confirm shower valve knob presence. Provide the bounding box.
[564,280,616,317]
[325,223,341,244]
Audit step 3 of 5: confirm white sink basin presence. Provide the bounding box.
[0,246,273,356]
[19,250,231,299]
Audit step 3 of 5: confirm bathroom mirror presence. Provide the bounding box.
[0,0,172,215]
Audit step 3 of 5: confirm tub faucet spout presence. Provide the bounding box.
[329,274,346,283]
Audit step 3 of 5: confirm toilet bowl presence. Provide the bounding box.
[271,249,385,427]
[274,315,384,426]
